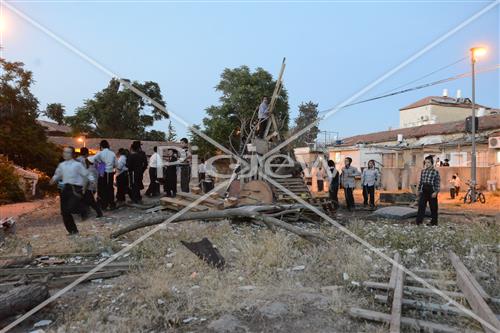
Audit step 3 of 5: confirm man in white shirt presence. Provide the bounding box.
[50,146,95,235]
[145,146,162,197]
[91,140,117,210]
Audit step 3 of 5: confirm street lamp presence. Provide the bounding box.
[469,46,487,201]
[77,136,86,148]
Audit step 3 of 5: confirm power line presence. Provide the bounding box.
[377,56,467,95]
[318,64,499,114]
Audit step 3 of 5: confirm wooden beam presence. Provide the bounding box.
[449,251,500,333]
[0,262,132,276]
[175,192,224,209]
[390,254,405,333]
[349,307,480,333]
[362,281,466,299]
[387,252,401,304]
[374,294,500,321]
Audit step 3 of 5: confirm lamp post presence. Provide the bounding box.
[469,46,486,201]
[77,136,86,148]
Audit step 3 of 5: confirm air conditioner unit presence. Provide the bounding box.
[489,136,500,149]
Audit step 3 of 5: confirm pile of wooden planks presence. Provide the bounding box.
[159,192,224,212]
[350,251,500,333]
[0,253,135,320]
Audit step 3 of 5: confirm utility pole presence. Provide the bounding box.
[469,46,486,202]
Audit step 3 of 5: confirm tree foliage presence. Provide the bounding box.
[291,101,320,147]
[0,58,60,174]
[0,156,25,203]
[66,79,168,139]
[166,120,177,142]
[191,66,289,156]
[44,103,66,125]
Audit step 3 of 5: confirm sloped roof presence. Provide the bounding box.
[399,96,489,111]
[339,114,500,147]
[37,120,72,134]
[47,136,180,156]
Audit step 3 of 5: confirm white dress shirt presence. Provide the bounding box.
[52,159,95,186]
[117,155,128,175]
[91,148,117,173]
[148,152,162,168]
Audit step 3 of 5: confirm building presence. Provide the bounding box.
[399,91,498,128]
[37,120,73,136]
[296,94,500,193]
[326,114,500,191]
[47,136,179,157]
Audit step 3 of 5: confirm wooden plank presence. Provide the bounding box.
[374,294,500,321]
[370,274,457,286]
[449,251,500,333]
[175,192,224,208]
[390,254,405,333]
[362,281,466,299]
[412,268,489,279]
[159,197,209,211]
[0,262,132,276]
[349,307,479,333]
[0,270,124,292]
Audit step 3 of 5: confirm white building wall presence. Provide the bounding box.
[400,105,474,128]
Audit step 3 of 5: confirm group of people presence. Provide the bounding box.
[316,157,380,212]
[50,138,194,235]
[318,155,443,226]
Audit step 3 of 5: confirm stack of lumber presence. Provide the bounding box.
[350,251,500,333]
[160,192,224,212]
[0,253,135,320]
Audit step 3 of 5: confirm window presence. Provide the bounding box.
[497,151,500,164]
[477,151,488,167]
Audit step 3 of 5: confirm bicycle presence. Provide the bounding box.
[463,182,486,204]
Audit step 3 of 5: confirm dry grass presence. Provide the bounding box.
[48,220,377,332]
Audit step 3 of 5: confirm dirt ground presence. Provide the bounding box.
[0,189,499,333]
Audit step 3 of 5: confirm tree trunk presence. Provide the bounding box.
[0,283,49,320]
[110,205,328,244]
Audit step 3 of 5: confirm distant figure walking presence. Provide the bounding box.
[340,157,360,211]
[50,146,95,235]
[361,160,380,208]
[91,140,117,210]
[416,155,440,226]
[145,146,162,197]
[327,160,339,210]
[179,138,192,193]
[257,96,269,139]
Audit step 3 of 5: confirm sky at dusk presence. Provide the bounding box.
[1,0,498,141]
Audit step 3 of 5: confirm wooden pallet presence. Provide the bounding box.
[351,252,500,333]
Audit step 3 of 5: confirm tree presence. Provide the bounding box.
[44,103,66,125]
[191,66,289,156]
[166,120,177,142]
[66,79,168,139]
[291,101,320,147]
[0,58,60,174]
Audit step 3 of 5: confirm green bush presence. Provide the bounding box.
[0,156,25,204]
